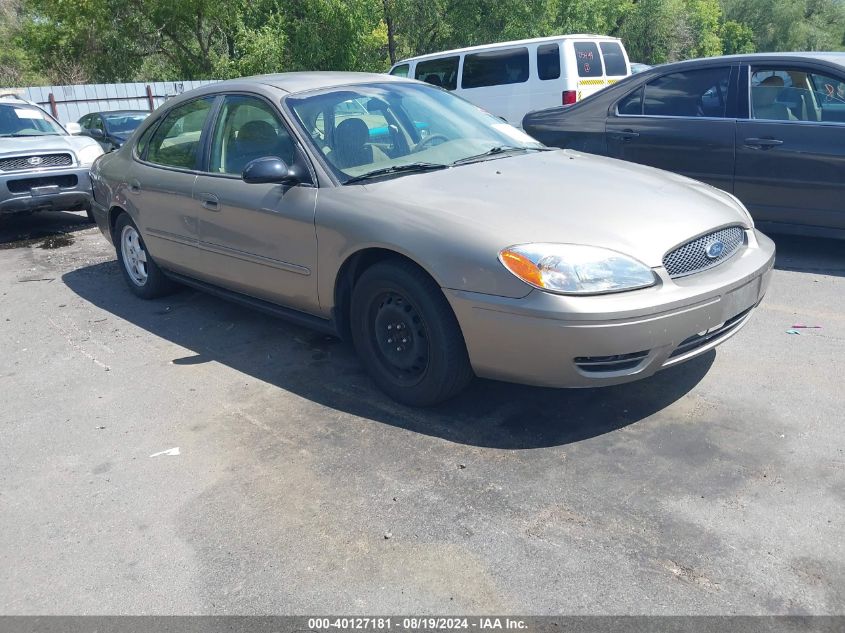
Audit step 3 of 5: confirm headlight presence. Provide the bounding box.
[499,243,657,295]
[76,144,104,167]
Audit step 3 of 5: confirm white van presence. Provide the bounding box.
[388,35,631,126]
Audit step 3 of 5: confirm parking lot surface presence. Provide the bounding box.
[1,212,843,614]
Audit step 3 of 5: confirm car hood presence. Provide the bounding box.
[0,134,102,159]
[358,149,751,269]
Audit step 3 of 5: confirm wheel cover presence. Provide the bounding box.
[120,225,148,286]
[371,290,429,384]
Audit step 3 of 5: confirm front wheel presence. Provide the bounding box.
[350,260,473,406]
[114,213,175,299]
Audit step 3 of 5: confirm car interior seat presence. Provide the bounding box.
[227,119,282,174]
[333,118,374,169]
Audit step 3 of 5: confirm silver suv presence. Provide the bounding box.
[0,94,103,219]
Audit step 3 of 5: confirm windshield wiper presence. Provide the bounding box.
[451,145,550,166]
[344,162,448,184]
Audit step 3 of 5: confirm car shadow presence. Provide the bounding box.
[772,233,845,278]
[62,261,715,449]
[0,210,93,247]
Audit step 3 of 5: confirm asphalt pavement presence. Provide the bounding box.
[1,212,843,614]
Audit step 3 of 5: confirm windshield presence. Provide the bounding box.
[103,113,147,136]
[0,104,66,137]
[286,82,545,182]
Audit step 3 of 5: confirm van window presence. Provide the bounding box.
[599,42,627,77]
[415,57,459,90]
[537,44,561,81]
[462,47,529,89]
[573,42,603,78]
[643,68,731,117]
[390,64,410,78]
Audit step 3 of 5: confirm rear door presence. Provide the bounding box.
[192,93,319,312]
[606,65,737,192]
[735,63,845,231]
[131,96,215,274]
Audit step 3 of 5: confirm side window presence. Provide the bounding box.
[146,98,213,169]
[415,57,459,91]
[462,47,529,89]
[573,42,603,78]
[617,86,643,115]
[209,95,298,175]
[643,67,731,117]
[751,68,843,122]
[599,42,627,77]
[809,71,845,122]
[135,123,155,159]
[390,64,410,78]
[79,115,90,129]
[91,115,104,132]
[537,44,561,81]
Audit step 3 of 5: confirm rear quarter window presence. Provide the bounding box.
[573,42,603,77]
[462,47,529,89]
[537,43,561,81]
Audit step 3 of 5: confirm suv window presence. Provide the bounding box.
[751,67,845,122]
[462,47,529,89]
[573,42,603,78]
[209,95,298,175]
[146,97,213,169]
[617,87,643,115]
[537,43,561,81]
[390,64,410,78]
[600,42,627,77]
[415,57,459,90]
[643,68,731,117]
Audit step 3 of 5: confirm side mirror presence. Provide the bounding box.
[242,156,302,185]
[89,128,104,139]
[65,122,82,135]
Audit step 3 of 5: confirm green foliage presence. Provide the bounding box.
[2,0,844,87]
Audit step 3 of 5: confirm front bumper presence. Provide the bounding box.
[0,166,93,215]
[446,229,775,388]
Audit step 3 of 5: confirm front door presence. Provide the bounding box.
[607,66,737,192]
[193,94,319,313]
[735,64,845,231]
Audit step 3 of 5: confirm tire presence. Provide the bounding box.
[350,259,473,406]
[114,213,175,299]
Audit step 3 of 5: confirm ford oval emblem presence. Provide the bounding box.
[705,239,725,260]
[28,156,43,166]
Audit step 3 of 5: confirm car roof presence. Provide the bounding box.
[652,52,845,72]
[204,72,412,96]
[396,34,623,65]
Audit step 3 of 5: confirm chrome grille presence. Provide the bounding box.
[0,153,73,172]
[663,226,745,278]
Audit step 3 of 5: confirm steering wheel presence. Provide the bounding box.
[414,133,449,152]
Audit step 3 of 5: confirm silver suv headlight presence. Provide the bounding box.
[76,144,104,167]
[499,243,657,295]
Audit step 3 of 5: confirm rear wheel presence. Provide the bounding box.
[114,213,175,299]
[350,259,473,406]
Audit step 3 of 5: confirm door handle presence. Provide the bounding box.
[744,137,783,150]
[129,179,141,194]
[198,193,220,211]
[610,129,640,141]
